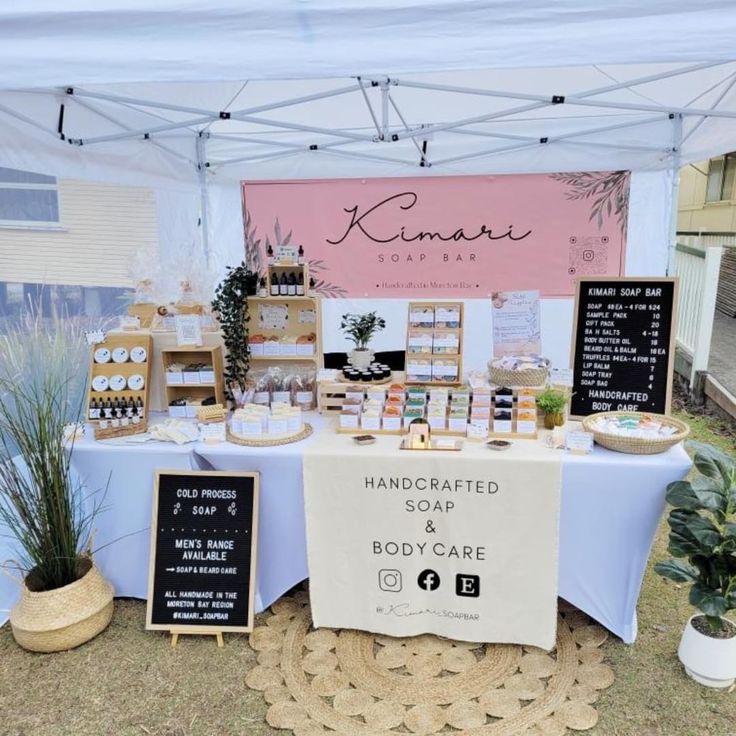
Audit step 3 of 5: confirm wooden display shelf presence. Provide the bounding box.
[161,346,225,409]
[318,371,403,413]
[250,293,323,371]
[405,302,464,385]
[87,333,153,424]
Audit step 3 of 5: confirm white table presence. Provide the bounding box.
[0,415,691,643]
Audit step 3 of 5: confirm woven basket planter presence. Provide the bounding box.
[10,558,114,653]
[489,365,549,388]
[581,412,690,455]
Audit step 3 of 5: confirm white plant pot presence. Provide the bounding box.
[678,615,736,688]
[350,348,374,371]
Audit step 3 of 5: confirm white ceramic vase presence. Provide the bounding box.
[350,348,374,371]
[678,615,736,688]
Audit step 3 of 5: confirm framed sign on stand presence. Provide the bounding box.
[146,470,259,647]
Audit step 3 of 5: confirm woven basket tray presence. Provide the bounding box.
[489,365,549,388]
[227,422,313,447]
[581,412,690,455]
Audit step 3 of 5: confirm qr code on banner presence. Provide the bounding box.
[567,236,609,276]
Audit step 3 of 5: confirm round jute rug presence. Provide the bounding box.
[246,591,614,736]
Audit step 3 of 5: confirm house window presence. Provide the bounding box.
[0,166,60,226]
[705,154,736,203]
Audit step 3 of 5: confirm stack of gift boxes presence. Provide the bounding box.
[339,382,539,435]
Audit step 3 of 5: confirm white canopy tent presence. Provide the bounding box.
[1,2,736,363]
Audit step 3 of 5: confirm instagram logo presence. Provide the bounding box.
[378,569,403,593]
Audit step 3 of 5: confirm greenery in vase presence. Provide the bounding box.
[212,262,253,398]
[340,312,386,351]
[537,387,567,415]
[654,442,736,634]
[0,311,104,592]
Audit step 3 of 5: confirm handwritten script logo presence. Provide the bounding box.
[327,192,532,246]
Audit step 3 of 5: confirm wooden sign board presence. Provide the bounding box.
[146,470,259,638]
[570,277,678,418]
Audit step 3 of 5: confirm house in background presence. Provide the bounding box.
[676,157,736,418]
[0,166,158,318]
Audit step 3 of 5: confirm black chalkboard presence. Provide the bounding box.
[146,470,259,633]
[570,278,677,417]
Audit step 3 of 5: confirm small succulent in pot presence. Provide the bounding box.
[537,387,568,429]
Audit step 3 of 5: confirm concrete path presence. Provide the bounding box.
[709,310,736,398]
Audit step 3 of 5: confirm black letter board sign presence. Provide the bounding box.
[146,470,259,634]
[570,277,678,418]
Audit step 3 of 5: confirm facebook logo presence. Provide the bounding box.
[455,574,480,598]
[417,569,440,591]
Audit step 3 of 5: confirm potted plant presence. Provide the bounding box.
[340,311,386,370]
[212,262,252,402]
[537,387,568,429]
[654,441,736,688]
[0,311,113,652]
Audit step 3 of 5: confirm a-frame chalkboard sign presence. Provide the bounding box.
[146,470,259,647]
[570,277,678,419]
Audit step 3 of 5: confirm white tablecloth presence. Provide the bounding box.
[0,415,691,642]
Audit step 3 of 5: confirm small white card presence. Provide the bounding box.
[467,422,489,439]
[296,343,315,356]
[361,414,381,431]
[565,431,594,454]
[550,368,574,387]
[200,422,226,443]
[120,315,141,331]
[382,415,402,431]
[175,314,202,346]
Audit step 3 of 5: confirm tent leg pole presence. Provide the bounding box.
[196,133,211,265]
[666,114,683,276]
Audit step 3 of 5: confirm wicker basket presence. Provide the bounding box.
[10,558,114,652]
[581,412,690,455]
[489,365,549,388]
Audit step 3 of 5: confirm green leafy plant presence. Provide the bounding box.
[212,262,252,398]
[654,441,736,634]
[340,312,386,351]
[537,387,568,415]
[0,311,104,592]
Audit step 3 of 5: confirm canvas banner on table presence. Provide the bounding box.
[303,437,562,649]
[242,172,629,298]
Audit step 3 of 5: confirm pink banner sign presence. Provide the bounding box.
[241,172,629,298]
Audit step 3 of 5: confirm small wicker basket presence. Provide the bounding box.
[581,412,690,455]
[488,365,549,388]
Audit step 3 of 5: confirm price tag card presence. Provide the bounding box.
[565,431,594,455]
[550,368,574,387]
[199,422,226,443]
[175,314,202,346]
[120,315,141,331]
[275,245,298,263]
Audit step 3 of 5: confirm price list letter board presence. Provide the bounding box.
[570,277,678,418]
[146,470,259,634]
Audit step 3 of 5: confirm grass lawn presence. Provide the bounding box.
[0,408,733,736]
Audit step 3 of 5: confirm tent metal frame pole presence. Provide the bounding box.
[68,95,198,166]
[315,147,419,166]
[195,133,210,264]
[356,77,382,139]
[209,150,304,168]
[70,114,217,145]
[226,81,369,116]
[681,73,736,144]
[387,93,427,162]
[206,133,357,151]
[0,102,60,137]
[53,87,219,117]
[228,113,375,142]
[447,114,665,145]
[395,61,729,105]
[431,141,541,167]
[667,114,683,276]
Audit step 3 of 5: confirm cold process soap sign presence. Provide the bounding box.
[571,278,678,417]
[242,172,630,297]
[146,470,259,634]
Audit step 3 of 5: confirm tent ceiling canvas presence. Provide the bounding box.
[1,3,736,184]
